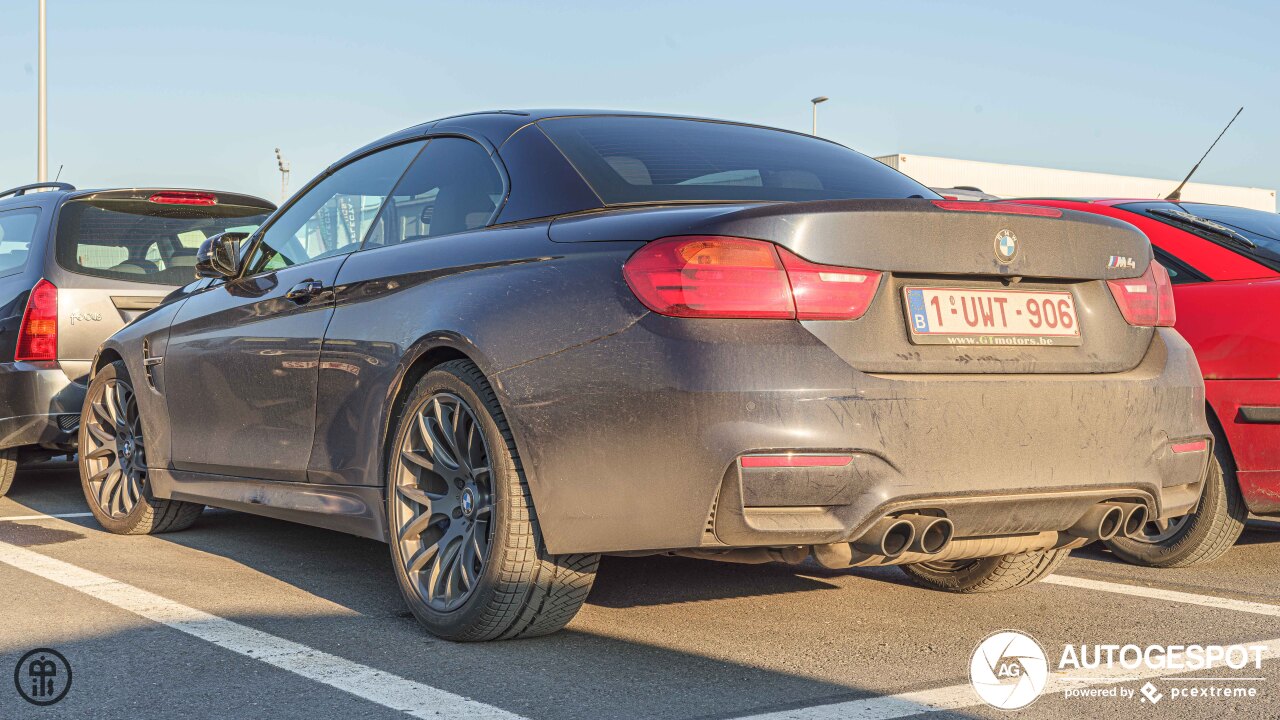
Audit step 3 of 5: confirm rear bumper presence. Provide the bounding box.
[1205,378,1280,515]
[497,321,1210,555]
[0,361,84,452]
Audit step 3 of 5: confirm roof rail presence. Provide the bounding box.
[0,182,76,200]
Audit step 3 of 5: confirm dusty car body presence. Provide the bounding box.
[82,111,1209,639]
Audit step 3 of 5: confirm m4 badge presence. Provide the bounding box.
[1107,255,1136,270]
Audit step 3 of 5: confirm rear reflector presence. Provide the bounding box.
[15,279,57,362]
[931,200,1063,218]
[1171,439,1209,454]
[740,454,854,468]
[1106,259,1176,327]
[623,236,882,320]
[149,191,217,206]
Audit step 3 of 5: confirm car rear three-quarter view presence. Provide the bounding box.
[0,182,273,497]
[83,111,1210,641]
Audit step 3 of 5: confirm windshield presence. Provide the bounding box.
[56,197,272,285]
[0,207,41,279]
[1117,201,1280,271]
[538,116,936,205]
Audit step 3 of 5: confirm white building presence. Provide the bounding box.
[875,154,1276,212]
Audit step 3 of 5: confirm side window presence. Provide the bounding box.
[364,138,503,248]
[0,207,41,279]
[1154,248,1207,285]
[246,141,424,274]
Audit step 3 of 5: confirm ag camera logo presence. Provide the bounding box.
[970,630,1049,710]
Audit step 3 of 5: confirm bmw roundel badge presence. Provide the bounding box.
[994,229,1018,263]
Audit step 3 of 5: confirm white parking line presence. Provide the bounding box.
[1044,574,1280,618]
[732,637,1280,720]
[733,576,1280,719]
[0,512,93,521]
[0,540,526,720]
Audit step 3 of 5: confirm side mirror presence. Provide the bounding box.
[195,231,248,279]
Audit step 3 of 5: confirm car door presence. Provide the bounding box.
[163,141,425,481]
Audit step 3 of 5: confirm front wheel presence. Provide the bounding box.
[78,361,203,535]
[1105,453,1246,568]
[387,359,599,641]
[899,548,1070,593]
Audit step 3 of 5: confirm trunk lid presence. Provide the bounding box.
[553,198,1157,373]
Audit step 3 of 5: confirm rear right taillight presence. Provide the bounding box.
[15,279,58,362]
[623,236,882,320]
[1106,259,1176,327]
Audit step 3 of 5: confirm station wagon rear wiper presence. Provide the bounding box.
[1148,208,1257,249]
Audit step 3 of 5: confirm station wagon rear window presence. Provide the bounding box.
[0,207,41,279]
[55,197,271,285]
[538,116,936,205]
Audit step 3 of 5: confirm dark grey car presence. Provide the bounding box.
[82,111,1210,640]
[0,183,273,496]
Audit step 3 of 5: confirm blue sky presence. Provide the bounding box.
[1,1,1276,203]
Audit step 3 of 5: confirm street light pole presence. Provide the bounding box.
[810,96,829,136]
[37,0,47,182]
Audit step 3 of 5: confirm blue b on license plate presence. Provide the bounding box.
[903,286,1082,346]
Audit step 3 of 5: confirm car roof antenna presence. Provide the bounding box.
[53,164,63,182]
[1165,106,1243,203]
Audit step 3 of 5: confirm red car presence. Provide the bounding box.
[1010,197,1280,566]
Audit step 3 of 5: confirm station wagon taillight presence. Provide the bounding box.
[15,279,58,362]
[623,236,882,320]
[1106,259,1176,327]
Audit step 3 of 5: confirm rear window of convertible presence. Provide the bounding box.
[538,116,935,204]
[55,197,271,286]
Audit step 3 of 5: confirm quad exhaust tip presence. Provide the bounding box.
[853,517,917,559]
[1122,504,1149,538]
[899,514,954,555]
[1069,504,1125,542]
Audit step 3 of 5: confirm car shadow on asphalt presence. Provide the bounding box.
[2,471,989,720]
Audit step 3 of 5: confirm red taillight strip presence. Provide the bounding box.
[740,454,854,468]
[149,191,217,206]
[931,200,1063,218]
[1171,439,1209,454]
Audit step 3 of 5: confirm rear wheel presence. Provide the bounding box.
[0,448,15,497]
[79,361,203,535]
[899,548,1070,593]
[1105,453,1245,568]
[387,359,599,641]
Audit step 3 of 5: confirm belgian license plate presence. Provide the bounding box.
[903,286,1082,346]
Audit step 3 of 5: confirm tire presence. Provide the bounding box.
[387,359,599,641]
[1104,451,1246,568]
[0,448,16,497]
[78,361,203,535]
[899,548,1071,593]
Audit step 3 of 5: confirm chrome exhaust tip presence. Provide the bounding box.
[898,514,955,555]
[852,517,917,559]
[1069,504,1125,541]
[1122,504,1149,538]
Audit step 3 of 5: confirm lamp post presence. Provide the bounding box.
[810,96,828,136]
[37,0,47,182]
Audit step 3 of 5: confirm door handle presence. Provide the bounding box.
[285,279,325,304]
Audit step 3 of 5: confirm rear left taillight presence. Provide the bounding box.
[15,279,58,362]
[623,236,882,320]
[1106,259,1176,327]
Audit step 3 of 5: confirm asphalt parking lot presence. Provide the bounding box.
[1,462,1278,720]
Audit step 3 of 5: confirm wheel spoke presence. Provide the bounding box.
[405,542,439,574]
[398,509,436,543]
[400,449,435,473]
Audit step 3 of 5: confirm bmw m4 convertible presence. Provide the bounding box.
[81,110,1210,640]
